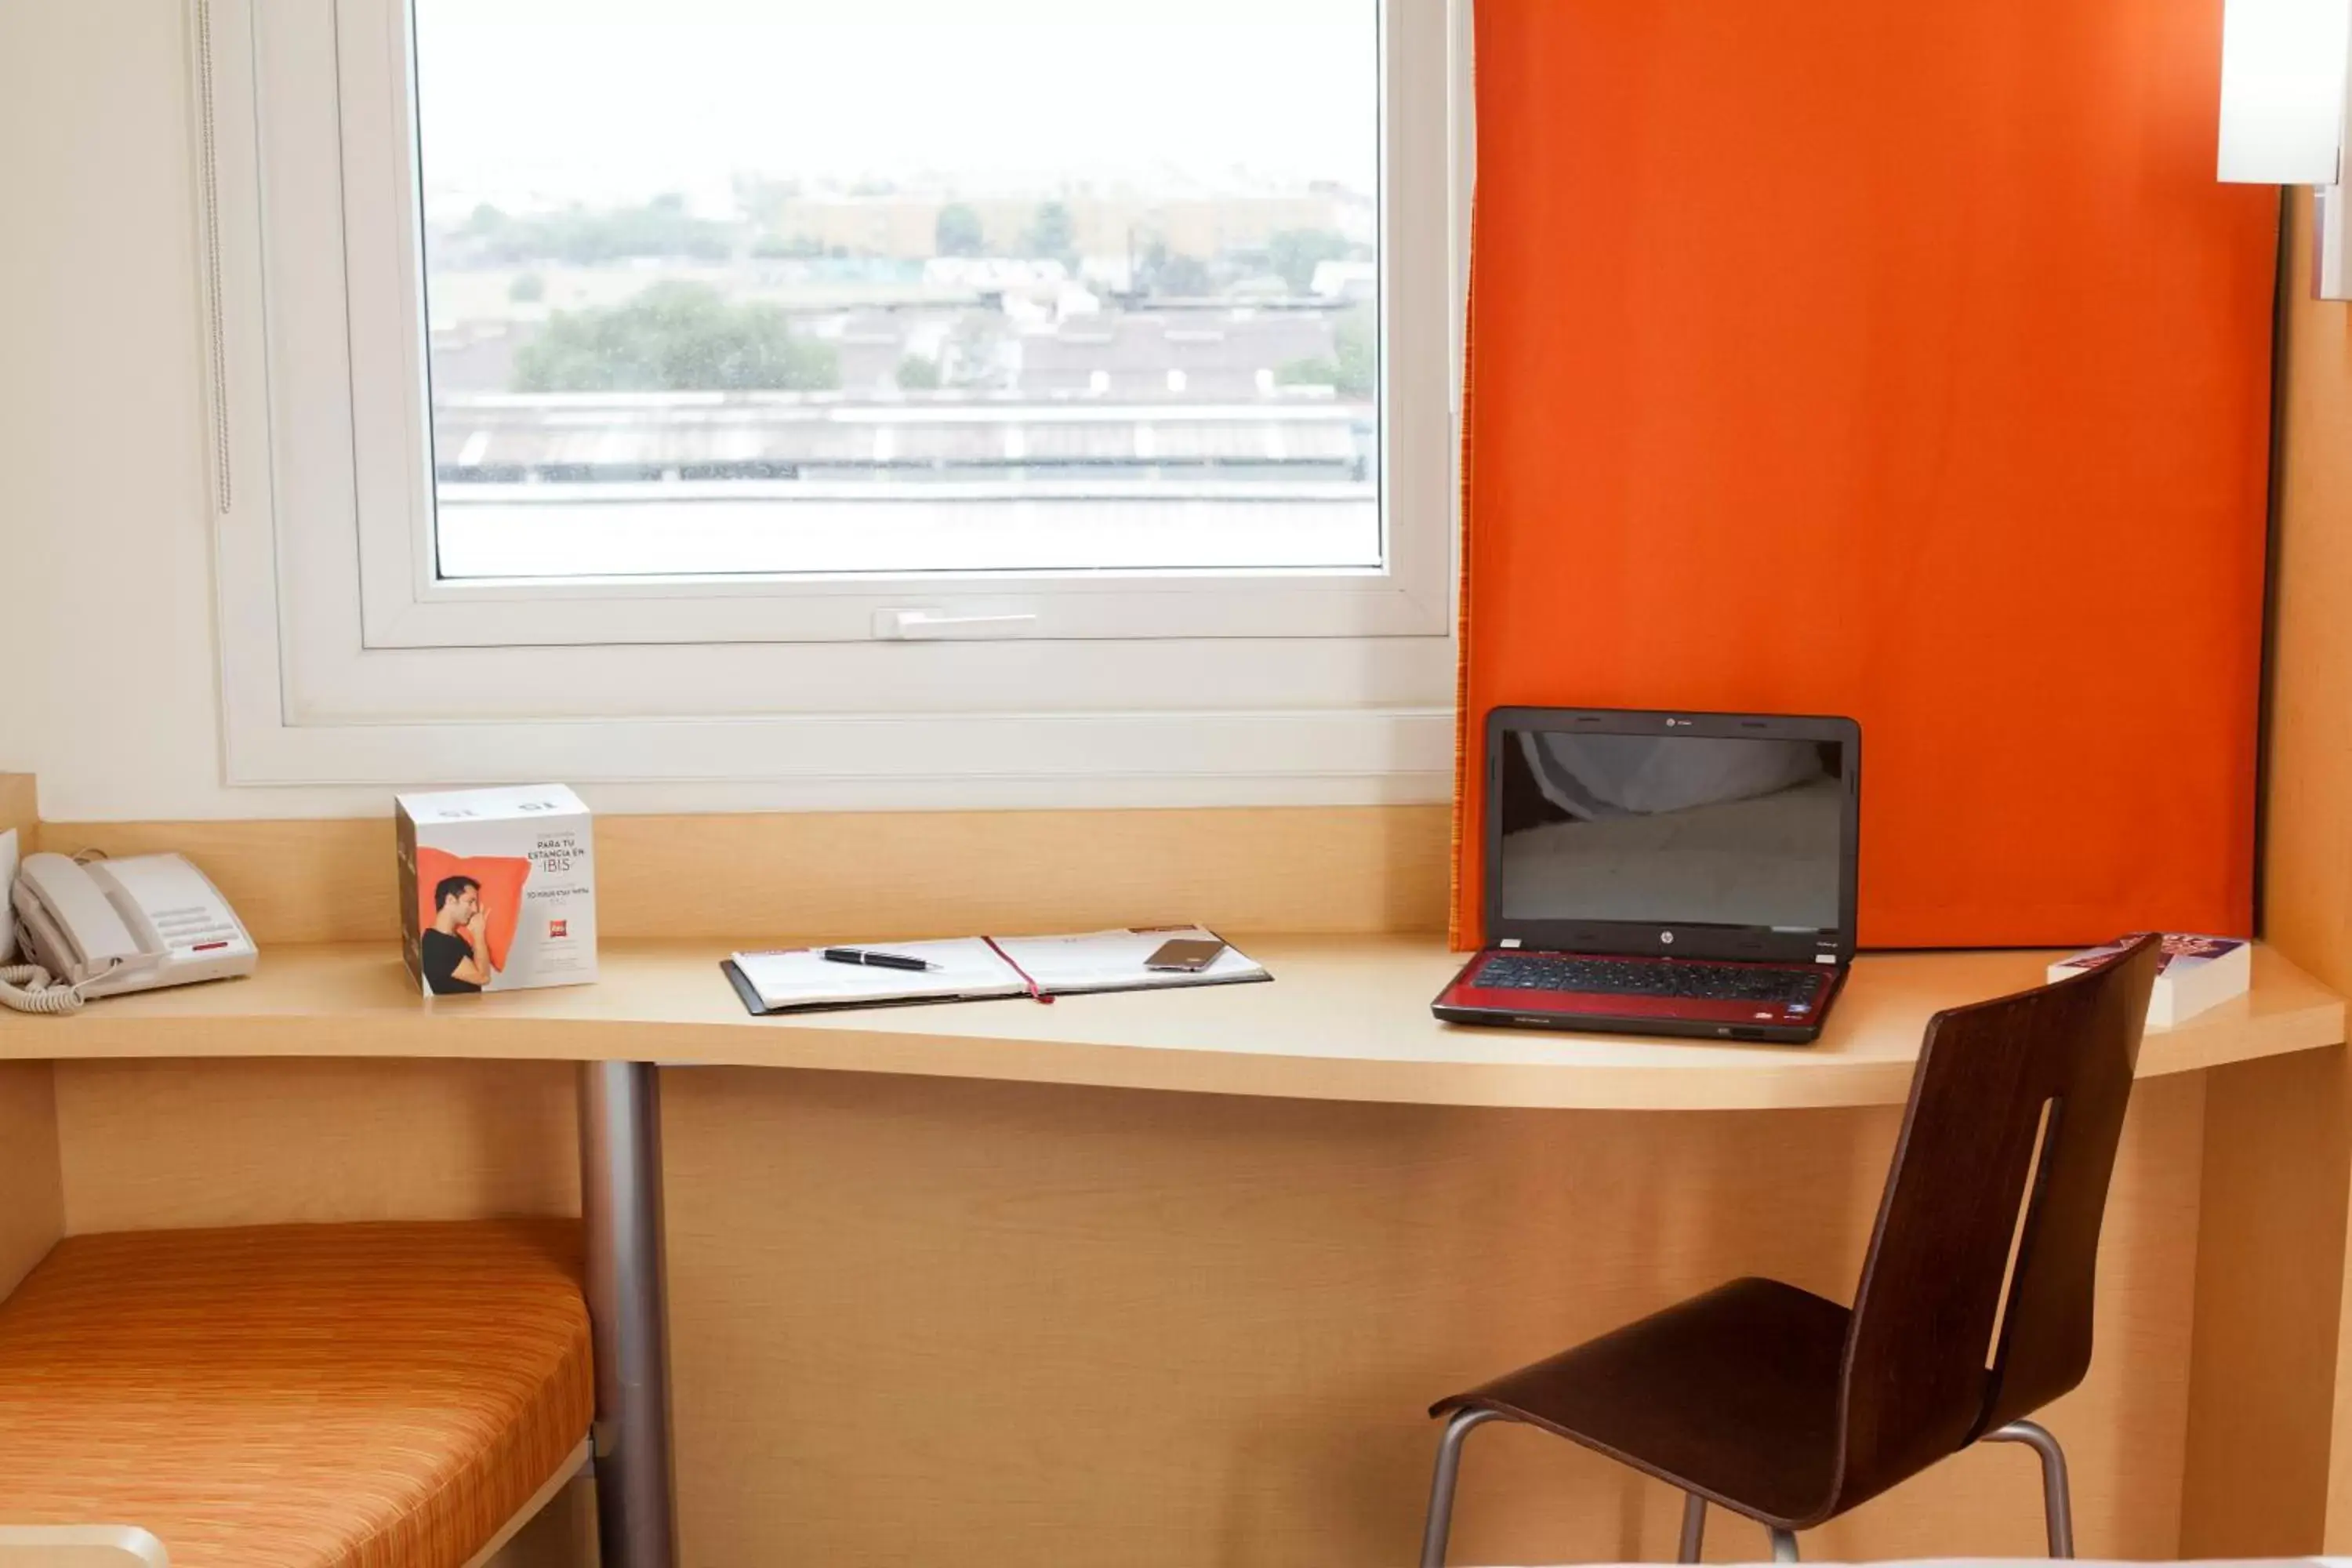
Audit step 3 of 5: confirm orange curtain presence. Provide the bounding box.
[1452,0,2278,951]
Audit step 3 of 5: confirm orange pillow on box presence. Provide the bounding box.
[414,850,531,977]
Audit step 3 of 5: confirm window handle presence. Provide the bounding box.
[872,609,1041,641]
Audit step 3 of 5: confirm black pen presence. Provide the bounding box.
[822,947,939,973]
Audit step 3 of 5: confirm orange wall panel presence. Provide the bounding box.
[1454,0,2278,949]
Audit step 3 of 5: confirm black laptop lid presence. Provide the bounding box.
[1484,707,1860,964]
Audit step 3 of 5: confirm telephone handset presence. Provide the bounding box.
[2,852,257,1014]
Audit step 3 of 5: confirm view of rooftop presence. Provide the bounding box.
[412,0,1382,579]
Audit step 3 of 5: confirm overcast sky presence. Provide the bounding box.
[413,0,1378,216]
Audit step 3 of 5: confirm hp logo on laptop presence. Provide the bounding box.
[1660,931,1675,945]
[1664,717,1692,728]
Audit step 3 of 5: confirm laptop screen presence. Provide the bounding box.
[1496,726,1849,935]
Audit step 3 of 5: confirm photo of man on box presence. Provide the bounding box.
[422,875,498,995]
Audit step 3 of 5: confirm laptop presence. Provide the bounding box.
[1433,706,1861,1044]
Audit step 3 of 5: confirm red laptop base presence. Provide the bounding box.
[1432,949,1846,1045]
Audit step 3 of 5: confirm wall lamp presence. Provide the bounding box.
[2220,0,2352,297]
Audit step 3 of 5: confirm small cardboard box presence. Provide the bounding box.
[396,784,597,996]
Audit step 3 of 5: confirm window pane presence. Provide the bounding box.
[411,0,1382,580]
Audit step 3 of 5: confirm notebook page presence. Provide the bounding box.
[990,927,1268,994]
[730,938,1020,1010]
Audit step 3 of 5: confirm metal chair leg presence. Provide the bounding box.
[1678,1493,1707,1563]
[1985,1417,2074,1558]
[1769,1526,1799,1563]
[1419,1408,1508,1568]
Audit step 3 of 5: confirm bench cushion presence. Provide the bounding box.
[0,1221,593,1568]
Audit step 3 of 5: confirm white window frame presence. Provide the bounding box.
[194,0,1472,802]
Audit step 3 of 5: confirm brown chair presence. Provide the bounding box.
[1418,934,2161,1566]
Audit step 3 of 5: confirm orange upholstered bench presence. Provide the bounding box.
[0,1221,595,1568]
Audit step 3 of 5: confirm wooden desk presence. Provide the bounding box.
[3,938,2344,1568]
[3,938,2338,1110]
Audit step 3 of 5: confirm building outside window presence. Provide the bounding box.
[415,0,1384,582]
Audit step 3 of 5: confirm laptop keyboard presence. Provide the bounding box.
[1475,953,1824,1006]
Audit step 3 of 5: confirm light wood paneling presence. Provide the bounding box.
[2267,190,2352,1552]
[659,1065,2203,1568]
[0,939,2336,1110]
[2267,191,2352,997]
[2181,1046,2352,1555]
[0,779,61,1297]
[595,806,1451,943]
[50,1058,578,1234]
[0,1062,62,1298]
[25,1023,2207,1565]
[0,775,34,847]
[39,816,390,946]
[41,804,1452,947]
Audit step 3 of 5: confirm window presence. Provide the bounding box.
[197,0,1463,797]
[412,0,1385,584]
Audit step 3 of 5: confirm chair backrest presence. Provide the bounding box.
[1824,935,2160,1517]
[0,1528,168,1567]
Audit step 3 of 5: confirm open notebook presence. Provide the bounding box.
[722,927,1270,1016]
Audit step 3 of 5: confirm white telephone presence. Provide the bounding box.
[2,852,257,1014]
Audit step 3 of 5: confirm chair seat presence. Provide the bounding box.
[1435,1277,1851,1527]
[0,1220,593,1568]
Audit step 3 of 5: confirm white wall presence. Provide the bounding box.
[0,2,381,821]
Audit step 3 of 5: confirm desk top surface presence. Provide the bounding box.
[1,938,2339,1110]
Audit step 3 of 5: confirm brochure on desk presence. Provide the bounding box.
[722,927,1271,1017]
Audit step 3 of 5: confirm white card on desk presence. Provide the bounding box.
[989,927,1269,995]
[729,938,1021,1011]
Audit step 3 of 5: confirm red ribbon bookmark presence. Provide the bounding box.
[982,935,1055,1005]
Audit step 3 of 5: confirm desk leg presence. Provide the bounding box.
[579,1061,681,1568]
